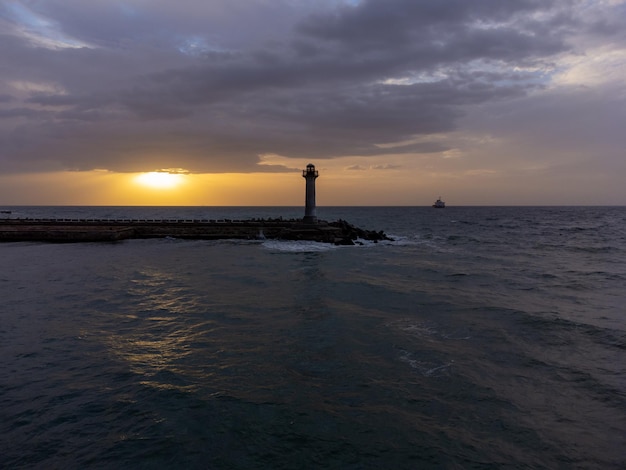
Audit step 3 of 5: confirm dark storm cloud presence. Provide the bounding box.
[298,0,563,53]
[0,0,623,174]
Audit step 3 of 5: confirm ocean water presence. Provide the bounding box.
[1,206,624,469]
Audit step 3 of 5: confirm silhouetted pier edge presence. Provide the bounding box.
[0,218,392,245]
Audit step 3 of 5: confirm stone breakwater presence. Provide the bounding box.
[0,218,392,245]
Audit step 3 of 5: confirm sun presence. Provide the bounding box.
[134,171,186,189]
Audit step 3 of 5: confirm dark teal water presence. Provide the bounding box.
[1,207,625,469]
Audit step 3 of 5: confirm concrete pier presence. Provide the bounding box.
[0,218,391,244]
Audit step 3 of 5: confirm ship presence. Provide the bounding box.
[432,197,445,208]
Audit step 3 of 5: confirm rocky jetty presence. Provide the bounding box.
[0,217,392,245]
[328,219,390,245]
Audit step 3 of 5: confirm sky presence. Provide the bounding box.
[0,0,625,206]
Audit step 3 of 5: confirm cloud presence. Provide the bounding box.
[371,164,402,170]
[0,0,624,184]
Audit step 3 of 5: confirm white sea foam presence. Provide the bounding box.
[261,238,396,252]
[261,239,338,252]
[384,234,448,250]
[387,319,472,341]
[397,348,454,377]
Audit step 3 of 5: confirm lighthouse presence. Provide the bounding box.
[302,163,319,224]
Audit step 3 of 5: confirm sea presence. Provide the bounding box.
[1,206,624,469]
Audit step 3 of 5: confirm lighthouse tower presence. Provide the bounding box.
[302,163,319,224]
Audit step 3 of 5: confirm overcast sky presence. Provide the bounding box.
[1,0,624,205]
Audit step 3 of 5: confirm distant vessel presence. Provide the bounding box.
[0,210,11,214]
[432,197,445,208]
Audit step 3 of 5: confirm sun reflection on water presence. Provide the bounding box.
[105,268,209,392]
